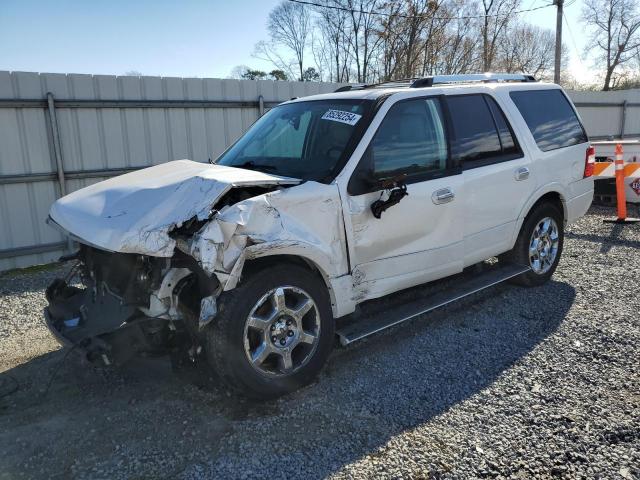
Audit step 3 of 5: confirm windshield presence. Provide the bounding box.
[216,99,373,181]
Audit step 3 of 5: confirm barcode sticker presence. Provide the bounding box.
[321,109,362,126]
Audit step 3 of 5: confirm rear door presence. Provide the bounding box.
[444,93,533,266]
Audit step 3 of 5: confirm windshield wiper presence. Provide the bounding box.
[236,161,279,173]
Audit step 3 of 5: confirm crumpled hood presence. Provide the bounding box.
[49,160,300,256]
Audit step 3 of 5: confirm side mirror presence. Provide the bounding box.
[370,175,409,219]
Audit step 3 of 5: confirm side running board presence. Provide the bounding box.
[336,263,530,346]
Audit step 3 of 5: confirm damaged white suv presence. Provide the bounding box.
[45,74,594,398]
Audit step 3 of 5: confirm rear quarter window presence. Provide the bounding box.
[510,89,587,152]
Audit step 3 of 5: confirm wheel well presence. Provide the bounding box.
[529,192,566,224]
[241,255,336,312]
[242,255,327,285]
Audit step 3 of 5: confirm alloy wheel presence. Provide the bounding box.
[243,286,321,376]
[529,217,560,274]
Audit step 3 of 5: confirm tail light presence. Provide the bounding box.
[584,145,595,178]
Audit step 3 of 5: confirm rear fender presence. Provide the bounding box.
[509,183,568,248]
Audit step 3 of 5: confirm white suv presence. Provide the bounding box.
[44,74,594,398]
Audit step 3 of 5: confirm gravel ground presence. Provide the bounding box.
[0,205,638,479]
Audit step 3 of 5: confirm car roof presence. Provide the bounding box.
[285,80,562,105]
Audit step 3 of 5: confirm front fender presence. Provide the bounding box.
[185,181,354,316]
[220,240,357,318]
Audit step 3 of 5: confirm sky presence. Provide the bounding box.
[0,0,592,81]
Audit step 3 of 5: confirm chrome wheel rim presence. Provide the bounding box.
[243,286,320,376]
[529,217,559,274]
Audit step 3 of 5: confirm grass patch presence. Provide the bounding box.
[0,262,62,278]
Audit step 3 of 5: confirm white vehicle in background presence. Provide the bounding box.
[44,73,594,398]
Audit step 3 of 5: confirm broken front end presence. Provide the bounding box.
[45,245,218,366]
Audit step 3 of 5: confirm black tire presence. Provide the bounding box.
[205,264,334,399]
[502,202,564,287]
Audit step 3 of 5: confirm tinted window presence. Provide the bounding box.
[368,98,448,178]
[510,89,587,151]
[447,95,503,164]
[486,96,518,154]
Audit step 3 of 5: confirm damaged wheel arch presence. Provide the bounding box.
[234,254,346,316]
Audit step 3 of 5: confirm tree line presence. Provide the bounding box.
[232,0,639,91]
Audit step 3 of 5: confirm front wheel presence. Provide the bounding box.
[502,202,564,287]
[205,264,335,399]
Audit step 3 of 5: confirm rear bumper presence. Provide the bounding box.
[566,188,594,225]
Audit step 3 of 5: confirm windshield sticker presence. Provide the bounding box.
[321,109,362,126]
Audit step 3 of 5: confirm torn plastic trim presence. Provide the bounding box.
[138,267,192,320]
[199,295,218,329]
[45,278,136,344]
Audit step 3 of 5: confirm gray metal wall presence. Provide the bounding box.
[567,89,640,140]
[0,70,638,271]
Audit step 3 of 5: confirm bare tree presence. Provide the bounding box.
[378,1,407,80]
[419,0,451,76]
[312,0,353,82]
[265,1,311,81]
[229,65,251,79]
[481,0,520,71]
[376,0,437,79]
[254,0,551,83]
[401,0,436,77]
[582,0,640,90]
[344,0,384,82]
[437,10,481,74]
[254,40,298,80]
[495,22,556,78]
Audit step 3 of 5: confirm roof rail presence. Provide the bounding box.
[333,73,536,92]
[334,84,366,92]
[333,79,415,92]
[411,73,537,87]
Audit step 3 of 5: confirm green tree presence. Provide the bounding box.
[269,69,288,80]
[301,67,320,82]
[241,69,268,80]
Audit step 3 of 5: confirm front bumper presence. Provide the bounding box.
[44,307,74,348]
[44,278,160,365]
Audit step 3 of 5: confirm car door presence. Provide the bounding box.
[343,96,464,300]
[444,93,534,266]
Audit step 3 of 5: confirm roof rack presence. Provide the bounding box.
[334,73,537,92]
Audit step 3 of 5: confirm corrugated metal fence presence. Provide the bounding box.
[0,71,638,271]
[569,88,640,141]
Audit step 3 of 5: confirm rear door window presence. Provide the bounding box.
[509,89,587,151]
[446,94,522,168]
[486,96,518,155]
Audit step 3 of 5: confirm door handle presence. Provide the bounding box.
[432,187,455,205]
[515,167,530,181]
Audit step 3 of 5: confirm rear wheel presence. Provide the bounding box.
[206,264,334,399]
[503,202,564,287]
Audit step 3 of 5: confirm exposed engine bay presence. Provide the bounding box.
[45,244,220,366]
